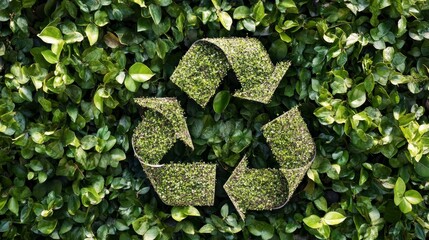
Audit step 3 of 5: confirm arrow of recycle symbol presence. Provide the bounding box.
[132,38,316,219]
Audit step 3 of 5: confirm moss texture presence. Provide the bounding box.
[144,163,216,206]
[262,106,316,201]
[170,38,290,107]
[262,107,315,169]
[223,157,288,220]
[132,109,176,165]
[134,98,194,150]
[132,97,216,206]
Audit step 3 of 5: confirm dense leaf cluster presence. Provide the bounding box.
[0,0,429,239]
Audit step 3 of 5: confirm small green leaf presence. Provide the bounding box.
[404,190,423,205]
[347,83,366,108]
[323,212,346,226]
[199,224,215,233]
[399,199,412,213]
[394,177,406,205]
[37,219,57,235]
[110,148,126,162]
[132,217,149,235]
[41,50,58,64]
[217,11,232,30]
[303,215,323,229]
[252,1,265,22]
[233,6,250,19]
[85,23,99,46]
[7,197,19,216]
[149,4,162,25]
[144,226,159,240]
[220,204,229,218]
[213,90,231,113]
[129,63,155,82]
[38,26,63,44]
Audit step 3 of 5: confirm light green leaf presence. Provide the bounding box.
[41,50,58,64]
[347,83,366,108]
[394,177,406,205]
[38,26,63,44]
[149,4,162,25]
[217,11,232,30]
[110,148,126,161]
[404,190,423,205]
[303,215,323,229]
[233,6,250,19]
[7,197,19,216]
[399,199,412,213]
[252,1,265,22]
[64,32,84,44]
[199,224,215,234]
[143,226,159,240]
[323,212,346,226]
[85,23,99,46]
[129,63,155,82]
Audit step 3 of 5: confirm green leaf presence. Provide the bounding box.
[110,148,126,162]
[85,23,99,46]
[129,63,155,82]
[172,207,187,222]
[144,226,159,240]
[64,32,84,44]
[303,215,323,229]
[399,199,412,213]
[404,190,423,205]
[323,212,346,226]
[252,1,265,22]
[199,224,215,234]
[213,90,231,113]
[347,83,366,108]
[149,4,162,25]
[37,219,57,235]
[415,156,429,178]
[220,204,229,218]
[7,197,19,216]
[217,11,232,30]
[233,6,250,19]
[172,206,200,222]
[132,217,149,235]
[394,177,406,205]
[38,26,63,44]
[41,50,58,64]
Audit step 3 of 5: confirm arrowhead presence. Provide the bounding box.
[224,156,289,219]
[144,163,216,206]
[170,38,290,107]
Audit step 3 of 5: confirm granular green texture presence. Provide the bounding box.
[144,163,216,206]
[262,107,316,169]
[170,43,229,107]
[134,98,193,150]
[223,157,288,219]
[280,161,312,200]
[171,38,290,107]
[132,110,176,165]
[132,97,216,206]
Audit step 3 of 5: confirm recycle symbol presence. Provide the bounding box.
[132,38,316,219]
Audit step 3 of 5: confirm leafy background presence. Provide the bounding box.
[1,0,429,239]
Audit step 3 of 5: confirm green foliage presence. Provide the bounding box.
[1,0,429,239]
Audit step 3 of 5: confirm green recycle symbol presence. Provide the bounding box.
[132,38,315,219]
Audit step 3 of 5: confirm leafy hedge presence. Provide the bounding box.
[1,0,429,239]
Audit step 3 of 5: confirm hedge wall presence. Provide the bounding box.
[1,0,429,239]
